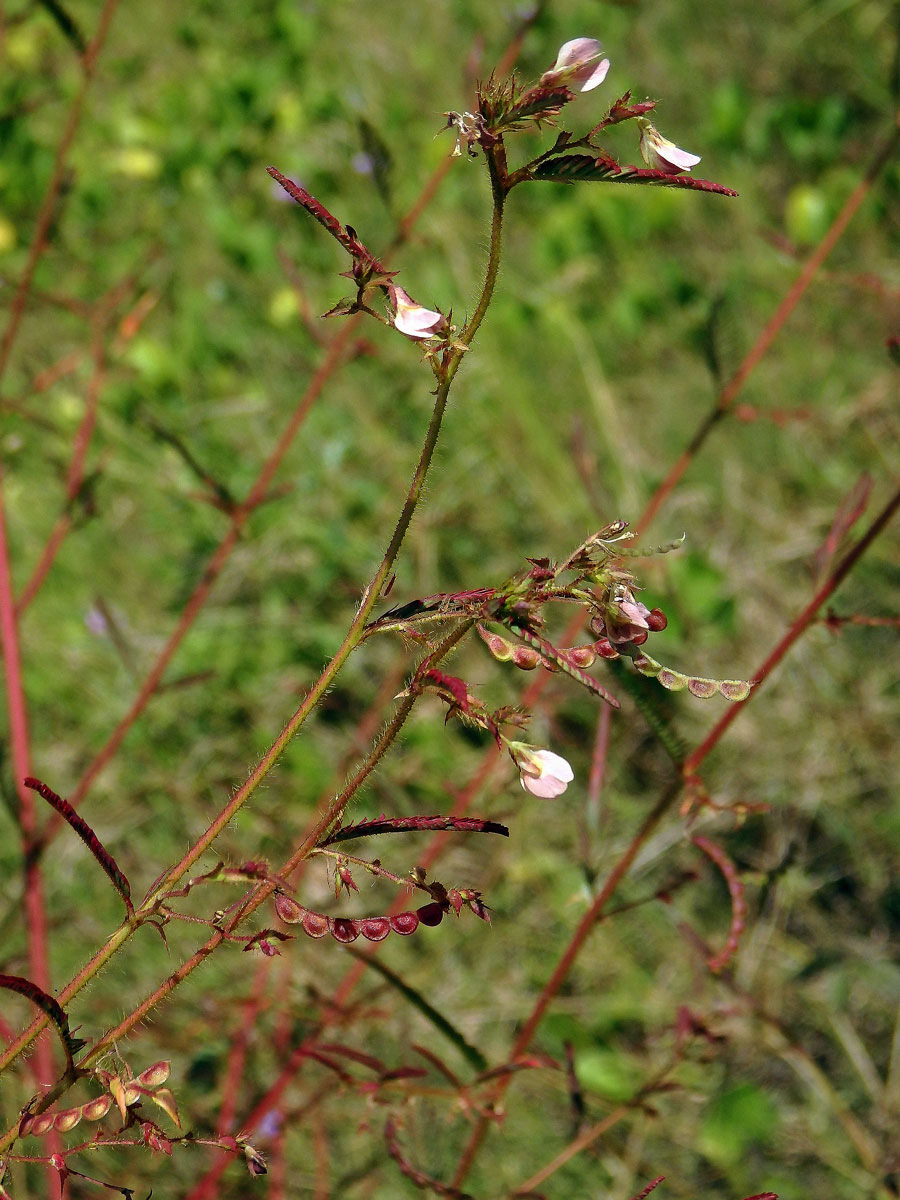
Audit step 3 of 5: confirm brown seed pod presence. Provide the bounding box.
[330,918,361,943]
[390,911,420,936]
[274,892,304,924]
[54,1109,82,1133]
[416,902,446,927]
[137,1061,171,1089]
[81,1096,112,1122]
[25,1113,56,1137]
[359,917,391,942]
[301,909,330,938]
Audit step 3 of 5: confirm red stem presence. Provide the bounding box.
[683,479,900,776]
[0,0,121,391]
[41,321,357,838]
[16,320,106,616]
[0,0,123,1135]
[0,472,57,1108]
[637,111,900,537]
[451,782,680,1187]
[692,835,747,972]
[215,971,270,1138]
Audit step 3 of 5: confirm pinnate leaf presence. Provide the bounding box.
[323,813,508,845]
[531,153,737,196]
[24,777,132,914]
[0,973,85,1068]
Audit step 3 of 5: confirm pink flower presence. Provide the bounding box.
[509,743,575,799]
[603,587,652,645]
[637,119,701,175]
[391,286,446,339]
[617,598,651,629]
[540,38,610,93]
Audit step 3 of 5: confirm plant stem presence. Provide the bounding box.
[316,619,474,843]
[0,171,507,1101]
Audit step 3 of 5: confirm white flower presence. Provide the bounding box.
[637,119,701,175]
[540,38,610,94]
[391,286,445,339]
[509,743,575,799]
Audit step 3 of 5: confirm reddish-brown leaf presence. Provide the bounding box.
[24,777,133,915]
[628,1179,666,1200]
[531,153,738,196]
[0,973,84,1068]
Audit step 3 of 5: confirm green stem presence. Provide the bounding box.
[462,149,507,345]
[318,619,474,843]
[0,170,508,1103]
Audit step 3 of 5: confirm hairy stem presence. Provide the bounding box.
[0,174,507,1113]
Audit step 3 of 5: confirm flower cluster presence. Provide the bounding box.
[443,35,706,184]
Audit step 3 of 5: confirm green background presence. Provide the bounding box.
[1,1,899,1196]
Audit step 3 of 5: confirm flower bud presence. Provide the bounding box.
[477,624,515,662]
[243,1143,268,1177]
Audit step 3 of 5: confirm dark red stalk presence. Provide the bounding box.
[0,0,121,391]
[0,474,56,1107]
[637,112,900,536]
[18,318,107,615]
[322,813,508,844]
[692,836,747,972]
[683,480,900,776]
[310,1112,327,1200]
[41,321,357,839]
[39,108,473,844]
[213,968,271,1139]
[629,1179,667,1200]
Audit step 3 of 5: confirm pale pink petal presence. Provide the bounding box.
[521,772,568,798]
[618,600,651,628]
[552,37,603,71]
[578,58,610,92]
[541,38,609,93]
[513,746,574,798]
[392,286,445,339]
[637,119,701,175]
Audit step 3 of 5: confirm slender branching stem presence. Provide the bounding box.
[0,173,507,1117]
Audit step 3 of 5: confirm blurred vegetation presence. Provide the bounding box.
[1,0,899,1196]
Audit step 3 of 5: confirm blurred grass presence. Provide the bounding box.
[1,0,900,1196]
